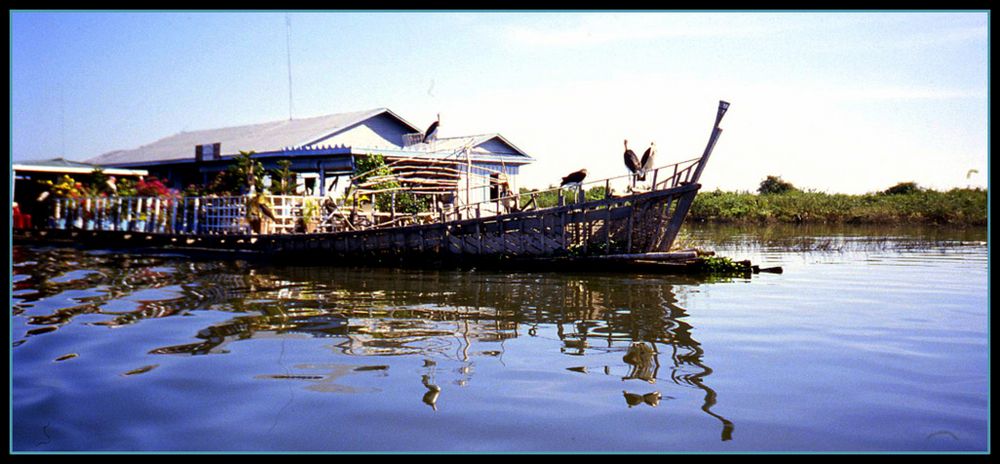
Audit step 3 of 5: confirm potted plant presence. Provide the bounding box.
[246,192,276,234]
[299,198,320,233]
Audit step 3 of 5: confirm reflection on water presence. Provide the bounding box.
[12,244,741,444]
[11,223,988,451]
[682,223,987,254]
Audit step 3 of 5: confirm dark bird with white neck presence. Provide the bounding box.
[638,142,656,181]
[560,168,588,202]
[560,168,587,189]
[624,139,640,187]
[423,113,440,144]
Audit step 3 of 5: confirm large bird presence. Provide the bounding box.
[422,113,440,144]
[560,168,588,203]
[638,142,656,181]
[560,168,588,188]
[623,139,640,186]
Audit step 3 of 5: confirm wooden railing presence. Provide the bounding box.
[424,155,705,226]
[45,194,325,235]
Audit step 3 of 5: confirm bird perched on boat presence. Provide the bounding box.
[560,168,588,203]
[638,142,656,181]
[422,113,440,144]
[560,168,588,188]
[623,139,640,186]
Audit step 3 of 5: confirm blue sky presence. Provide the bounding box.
[10,11,989,193]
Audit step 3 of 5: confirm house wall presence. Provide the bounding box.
[476,138,522,157]
[457,162,520,206]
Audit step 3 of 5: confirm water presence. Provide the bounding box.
[10,224,989,452]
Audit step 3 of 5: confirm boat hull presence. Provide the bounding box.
[14,183,701,266]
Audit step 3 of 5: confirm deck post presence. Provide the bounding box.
[192,198,200,234]
[170,199,178,233]
[560,208,567,251]
[626,203,634,254]
[476,222,483,254]
[153,198,161,233]
[181,198,189,233]
[500,218,506,255]
[125,197,133,231]
[605,204,612,254]
[104,198,111,230]
[95,198,102,230]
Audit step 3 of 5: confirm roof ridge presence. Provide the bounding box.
[158,108,389,139]
[435,133,498,140]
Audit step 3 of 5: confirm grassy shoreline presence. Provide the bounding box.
[688,188,987,226]
[518,186,987,226]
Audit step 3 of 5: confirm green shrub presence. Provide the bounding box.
[353,154,430,214]
[757,176,796,195]
[882,182,920,195]
[269,160,298,195]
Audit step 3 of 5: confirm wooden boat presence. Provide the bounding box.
[15,101,732,271]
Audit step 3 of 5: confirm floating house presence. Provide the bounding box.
[85,108,535,208]
[16,100,733,274]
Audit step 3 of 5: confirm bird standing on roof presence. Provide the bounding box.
[638,142,656,181]
[423,113,440,144]
[623,139,640,187]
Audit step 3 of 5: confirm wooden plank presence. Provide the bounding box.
[660,190,698,252]
[591,251,698,261]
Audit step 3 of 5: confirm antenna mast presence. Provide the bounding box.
[60,86,66,156]
[285,14,294,120]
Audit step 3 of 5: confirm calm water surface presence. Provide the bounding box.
[10,224,988,452]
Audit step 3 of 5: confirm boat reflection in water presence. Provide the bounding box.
[13,246,736,441]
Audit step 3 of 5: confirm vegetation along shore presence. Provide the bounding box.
[522,176,987,226]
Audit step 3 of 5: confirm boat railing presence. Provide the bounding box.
[427,155,705,225]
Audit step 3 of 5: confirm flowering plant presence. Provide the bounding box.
[136,176,172,197]
[39,175,92,199]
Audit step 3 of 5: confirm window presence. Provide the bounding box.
[490,173,500,201]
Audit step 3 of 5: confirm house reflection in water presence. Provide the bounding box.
[14,248,735,441]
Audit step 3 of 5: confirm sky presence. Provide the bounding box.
[9,11,990,193]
